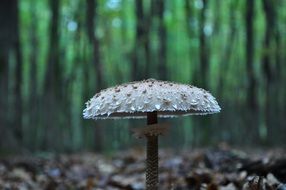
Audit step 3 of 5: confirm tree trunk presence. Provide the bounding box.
[144,3,151,78]
[87,0,104,89]
[245,0,260,144]
[261,0,277,142]
[14,0,23,143]
[199,0,209,89]
[28,0,39,150]
[245,0,257,110]
[0,53,9,149]
[157,0,167,80]
[213,0,221,36]
[0,0,22,150]
[46,0,60,91]
[132,0,144,80]
[262,0,275,83]
[0,0,10,136]
[86,0,104,151]
[43,0,61,150]
[185,0,201,87]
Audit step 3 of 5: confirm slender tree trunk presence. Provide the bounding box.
[245,0,260,144]
[157,0,167,80]
[132,0,144,80]
[262,0,275,83]
[28,0,39,150]
[245,0,257,110]
[185,0,195,44]
[0,0,10,131]
[0,53,9,148]
[275,35,282,116]
[262,0,277,142]
[185,0,193,37]
[87,0,103,89]
[144,3,151,78]
[199,0,209,89]
[46,0,60,90]
[132,0,152,80]
[14,1,23,143]
[86,0,104,151]
[0,0,22,149]
[213,0,221,36]
[185,0,200,85]
[43,0,61,150]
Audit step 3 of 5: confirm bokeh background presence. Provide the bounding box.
[0,0,285,153]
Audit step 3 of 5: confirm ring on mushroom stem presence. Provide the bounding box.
[131,123,170,139]
[83,78,221,190]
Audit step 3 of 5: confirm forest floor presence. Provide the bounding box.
[0,146,286,190]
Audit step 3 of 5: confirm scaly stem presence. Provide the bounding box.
[146,111,158,190]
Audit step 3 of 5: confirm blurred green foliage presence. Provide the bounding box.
[0,0,286,153]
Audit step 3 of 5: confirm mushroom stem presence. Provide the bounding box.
[146,111,159,190]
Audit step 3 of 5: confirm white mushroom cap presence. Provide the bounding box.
[83,78,221,119]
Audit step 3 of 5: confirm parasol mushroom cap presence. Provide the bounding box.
[83,78,221,119]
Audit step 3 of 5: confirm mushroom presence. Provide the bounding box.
[83,78,221,190]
